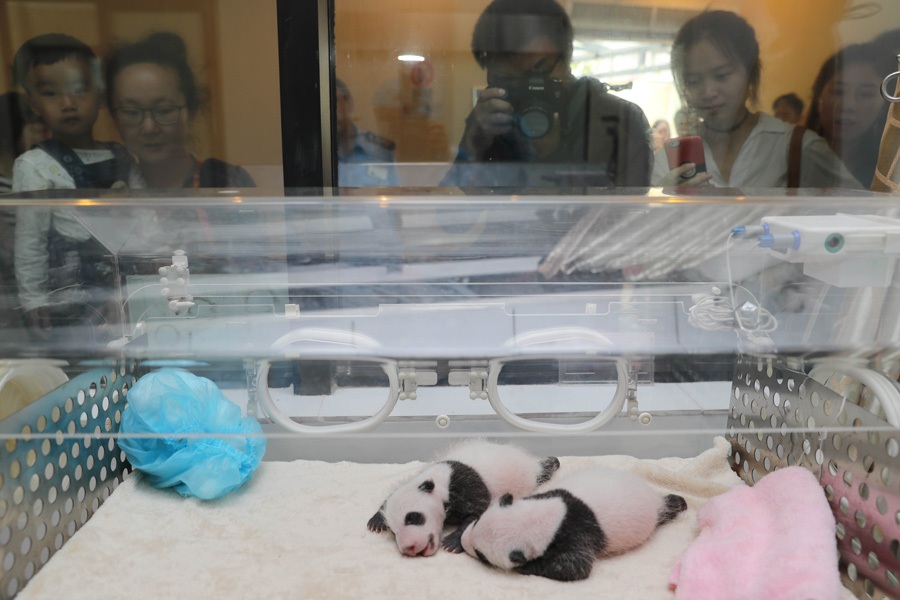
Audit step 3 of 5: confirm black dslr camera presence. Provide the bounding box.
[489,74,566,139]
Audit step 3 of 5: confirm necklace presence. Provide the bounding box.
[703,109,750,134]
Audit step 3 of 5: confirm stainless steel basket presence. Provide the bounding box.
[0,363,134,599]
[729,354,900,600]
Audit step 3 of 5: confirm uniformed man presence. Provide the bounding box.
[336,78,399,187]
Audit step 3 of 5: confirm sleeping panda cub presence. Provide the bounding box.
[367,440,560,557]
[459,467,687,581]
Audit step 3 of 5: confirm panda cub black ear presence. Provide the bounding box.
[509,550,527,564]
[499,493,514,507]
[418,479,435,493]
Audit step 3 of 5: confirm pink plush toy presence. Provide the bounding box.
[669,466,843,600]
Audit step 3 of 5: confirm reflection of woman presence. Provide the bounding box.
[653,11,857,189]
[105,32,254,188]
[806,44,890,188]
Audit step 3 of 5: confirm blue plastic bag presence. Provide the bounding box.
[118,368,266,500]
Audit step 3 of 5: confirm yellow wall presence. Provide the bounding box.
[1,0,282,180]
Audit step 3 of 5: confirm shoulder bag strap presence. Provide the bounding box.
[787,125,804,188]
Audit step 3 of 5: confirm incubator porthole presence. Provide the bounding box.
[112,390,119,404]
[87,455,94,470]
[807,416,816,429]
[754,379,760,392]
[77,487,85,502]
[856,510,867,528]
[0,526,10,544]
[6,438,16,452]
[869,552,880,571]
[815,449,824,465]
[741,393,748,406]
[74,465,83,481]
[878,496,888,514]
[802,439,812,455]
[21,536,31,556]
[840,497,850,514]
[51,510,60,527]
[91,404,99,419]
[826,485,835,502]
[734,387,740,400]
[17,512,27,530]
[767,435,774,450]
[835,521,844,538]
[77,390,85,405]
[777,444,785,459]
[873,524,884,544]
[36,522,46,541]
[770,415,778,429]
[751,469,759,482]
[764,457,771,470]
[13,486,24,505]
[848,445,858,462]
[851,537,862,554]
[79,413,88,428]
[33,498,43,517]
[4,551,15,570]
[47,486,57,504]
[51,406,61,422]
[41,439,51,456]
[37,415,47,432]
[0,499,6,518]
[67,521,76,536]
[6,578,18,597]
[40,547,49,564]
[787,378,796,392]
[11,459,21,479]
[893,540,900,558]
[834,435,843,451]
[763,385,770,399]
[824,400,833,415]
[72,443,80,458]
[30,473,40,492]
[54,533,63,550]
[64,498,73,514]
[89,382,97,398]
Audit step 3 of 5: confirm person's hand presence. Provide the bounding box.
[462,87,515,158]
[23,306,52,340]
[656,163,713,187]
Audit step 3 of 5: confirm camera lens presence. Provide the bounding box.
[520,108,552,139]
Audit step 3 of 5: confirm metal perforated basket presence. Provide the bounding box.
[0,362,134,599]
[728,354,900,600]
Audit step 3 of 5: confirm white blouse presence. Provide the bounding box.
[652,112,861,190]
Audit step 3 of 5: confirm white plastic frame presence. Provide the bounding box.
[257,326,630,434]
[257,328,399,434]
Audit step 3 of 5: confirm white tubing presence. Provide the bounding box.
[257,327,399,434]
[809,361,900,428]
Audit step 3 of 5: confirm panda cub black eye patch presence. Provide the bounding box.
[475,550,491,566]
[418,480,435,493]
[405,512,426,526]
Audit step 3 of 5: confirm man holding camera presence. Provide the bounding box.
[445,0,653,188]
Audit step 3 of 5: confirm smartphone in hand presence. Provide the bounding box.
[665,136,707,178]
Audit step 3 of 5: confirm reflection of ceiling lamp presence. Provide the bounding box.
[398,54,425,62]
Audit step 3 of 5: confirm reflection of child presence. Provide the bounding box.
[12,34,132,336]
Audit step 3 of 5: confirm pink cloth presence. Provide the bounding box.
[669,466,842,600]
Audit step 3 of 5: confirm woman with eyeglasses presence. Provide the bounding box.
[653,10,858,189]
[105,32,254,188]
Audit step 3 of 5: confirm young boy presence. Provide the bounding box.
[11,34,132,337]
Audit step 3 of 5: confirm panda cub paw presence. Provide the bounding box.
[441,529,465,553]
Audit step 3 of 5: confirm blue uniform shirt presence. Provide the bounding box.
[337,126,400,187]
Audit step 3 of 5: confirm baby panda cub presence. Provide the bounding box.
[459,467,687,581]
[367,440,560,557]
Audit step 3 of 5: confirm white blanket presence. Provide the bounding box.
[19,438,856,599]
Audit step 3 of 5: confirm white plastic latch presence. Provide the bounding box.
[159,250,195,316]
